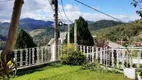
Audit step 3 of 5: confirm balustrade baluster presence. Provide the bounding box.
[29,48,31,66]
[25,49,28,65]
[83,46,85,54]
[41,47,44,62]
[96,47,98,60]
[32,48,35,64]
[20,49,23,66]
[137,49,141,68]
[86,46,89,61]
[100,48,102,64]
[116,49,119,68]
[122,50,125,69]
[36,47,40,64]
[111,49,114,68]
[14,50,18,66]
[92,47,94,62]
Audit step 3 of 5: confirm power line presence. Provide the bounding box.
[74,0,123,22]
[61,0,73,24]
[0,0,13,2]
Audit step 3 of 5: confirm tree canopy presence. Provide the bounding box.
[15,29,37,49]
[65,16,94,46]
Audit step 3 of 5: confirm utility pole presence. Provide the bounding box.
[53,0,59,60]
[67,24,70,44]
[74,20,77,51]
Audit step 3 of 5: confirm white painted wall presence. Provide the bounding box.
[124,68,136,79]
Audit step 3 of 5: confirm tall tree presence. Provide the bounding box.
[15,29,37,49]
[0,0,24,79]
[65,16,94,46]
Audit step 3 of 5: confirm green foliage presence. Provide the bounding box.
[64,16,94,46]
[60,44,86,65]
[15,29,37,49]
[60,51,86,65]
[92,20,142,45]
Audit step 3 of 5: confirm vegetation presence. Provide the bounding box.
[60,44,86,65]
[92,20,142,46]
[11,63,130,80]
[88,20,124,31]
[64,16,94,46]
[15,29,37,49]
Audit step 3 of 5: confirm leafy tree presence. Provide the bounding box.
[65,16,94,46]
[15,29,37,49]
[131,0,142,18]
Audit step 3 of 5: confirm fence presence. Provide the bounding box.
[78,45,142,69]
[0,45,56,69]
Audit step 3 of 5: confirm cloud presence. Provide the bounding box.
[0,0,140,23]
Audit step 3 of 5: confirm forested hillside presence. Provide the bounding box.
[88,20,124,31]
[92,20,142,44]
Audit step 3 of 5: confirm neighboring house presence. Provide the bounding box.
[47,32,67,61]
[107,40,124,48]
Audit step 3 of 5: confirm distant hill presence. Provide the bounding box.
[91,19,142,45]
[88,20,124,31]
[0,18,54,37]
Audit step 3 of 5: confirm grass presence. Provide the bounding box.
[11,63,131,80]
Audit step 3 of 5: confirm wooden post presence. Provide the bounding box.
[74,20,77,51]
[67,24,70,44]
[2,0,24,64]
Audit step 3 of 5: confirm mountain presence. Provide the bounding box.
[0,18,54,37]
[88,20,124,31]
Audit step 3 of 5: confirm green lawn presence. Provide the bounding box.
[11,63,130,80]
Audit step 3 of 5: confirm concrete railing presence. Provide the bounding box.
[0,45,56,69]
[78,45,142,69]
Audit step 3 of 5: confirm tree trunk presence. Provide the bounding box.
[1,0,24,67]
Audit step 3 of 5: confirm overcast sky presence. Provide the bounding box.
[0,0,141,23]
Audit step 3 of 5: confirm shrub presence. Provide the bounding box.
[60,51,86,65]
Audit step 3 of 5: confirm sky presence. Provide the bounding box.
[0,0,141,23]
